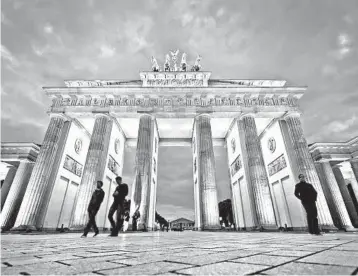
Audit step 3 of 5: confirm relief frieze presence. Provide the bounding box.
[54,95,298,108]
[108,155,120,176]
[230,155,242,177]
[63,155,83,177]
[146,79,204,87]
[268,154,287,176]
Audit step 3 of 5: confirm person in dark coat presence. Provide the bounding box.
[81,181,105,237]
[132,209,140,231]
[108,176,128,237]
[294,174,321,235]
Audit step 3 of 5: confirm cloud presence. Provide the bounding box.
[306,114,358,143]
[124,15,154,53]
[99,44,116,58]
[321,64,338,77]
[326,116,357,133]
[338,34,350,47]
[329,33,354,60]
[216,8,225,17]
[343,14,354,25]
[44,23,54,34]
[1,44,19,67]
[181,13,194,27]
[1,11,11,25]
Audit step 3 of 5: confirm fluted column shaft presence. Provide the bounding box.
[332,165,358,227]
[1,166,17,211]
[315,161,355,230]
[134,115,155,231]
[70,114,113,228]
[239,115,276,228]
[284,114,335,228]
[1,162,35,230]
[194,115,220,230]
[349,159,358,201]
[13,115,68,230]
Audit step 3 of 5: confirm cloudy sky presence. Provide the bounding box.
[2,0,358,220]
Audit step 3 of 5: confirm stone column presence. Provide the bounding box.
[70,114,113,228]
[1,162,35,231]
[283,113,335,230]
[193,114,220,230]
[349,159,358,201]
[238,114,277,229]
[133,115,156,231]
[1,166,17,211]
[13,114,69,231]
[332,165,358,228]
[315,161,355,231]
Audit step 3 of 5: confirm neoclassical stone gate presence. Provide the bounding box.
[3,51,355,232]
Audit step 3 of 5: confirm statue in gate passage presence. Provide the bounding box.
[191,54,202,71]
[180,52,187,72]
[151,56,160,72]
[164,54,171,72]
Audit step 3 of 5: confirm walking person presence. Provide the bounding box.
[108,176,128,237]
[294,174,322,235]
[81,181,105,237]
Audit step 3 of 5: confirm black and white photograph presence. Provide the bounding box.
[1,0,358,275]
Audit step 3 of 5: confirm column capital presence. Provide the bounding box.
[350,158,358,164]
[49,112,69,121]
[282,111,302,120]
[332,163,343,169]
[315,158,332,164]
[93,112,111,119]
[138,113,156,121]
[194,113,211,120]
[238,112,255,120]
[17,160,35,164]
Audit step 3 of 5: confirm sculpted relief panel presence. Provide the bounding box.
[53,95,298,108]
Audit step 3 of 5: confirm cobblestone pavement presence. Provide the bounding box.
[1,231,358,275]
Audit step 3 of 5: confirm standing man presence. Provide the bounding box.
[108,176,128,237]
[294,174,321,235]
[81,181,105,237]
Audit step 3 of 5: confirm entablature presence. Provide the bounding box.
[1,143,40,163]
[309,136,358,162]
[45,87,304,115]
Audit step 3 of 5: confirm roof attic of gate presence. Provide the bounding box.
[42,71,307,99]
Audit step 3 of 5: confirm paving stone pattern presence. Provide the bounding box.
[1,231,358,275]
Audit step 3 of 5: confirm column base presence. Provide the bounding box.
[68,226,85,231]
[202,225,222,231]
[343,226,358,232]
[257,224,280,232]
[11,225,38,232]
[320,224,339,232]
[137,223,148,231]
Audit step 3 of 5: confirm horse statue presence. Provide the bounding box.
[164,54,171,72]
[180,52,187,71]
[151,56,160,72]
[170,49,179,71]
[191,54,202,71]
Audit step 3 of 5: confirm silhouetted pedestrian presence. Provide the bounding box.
[81,181,105,237]
[108,176,128,237]
[294,174,322,235]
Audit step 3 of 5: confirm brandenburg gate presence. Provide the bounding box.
[3,50,355,232]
